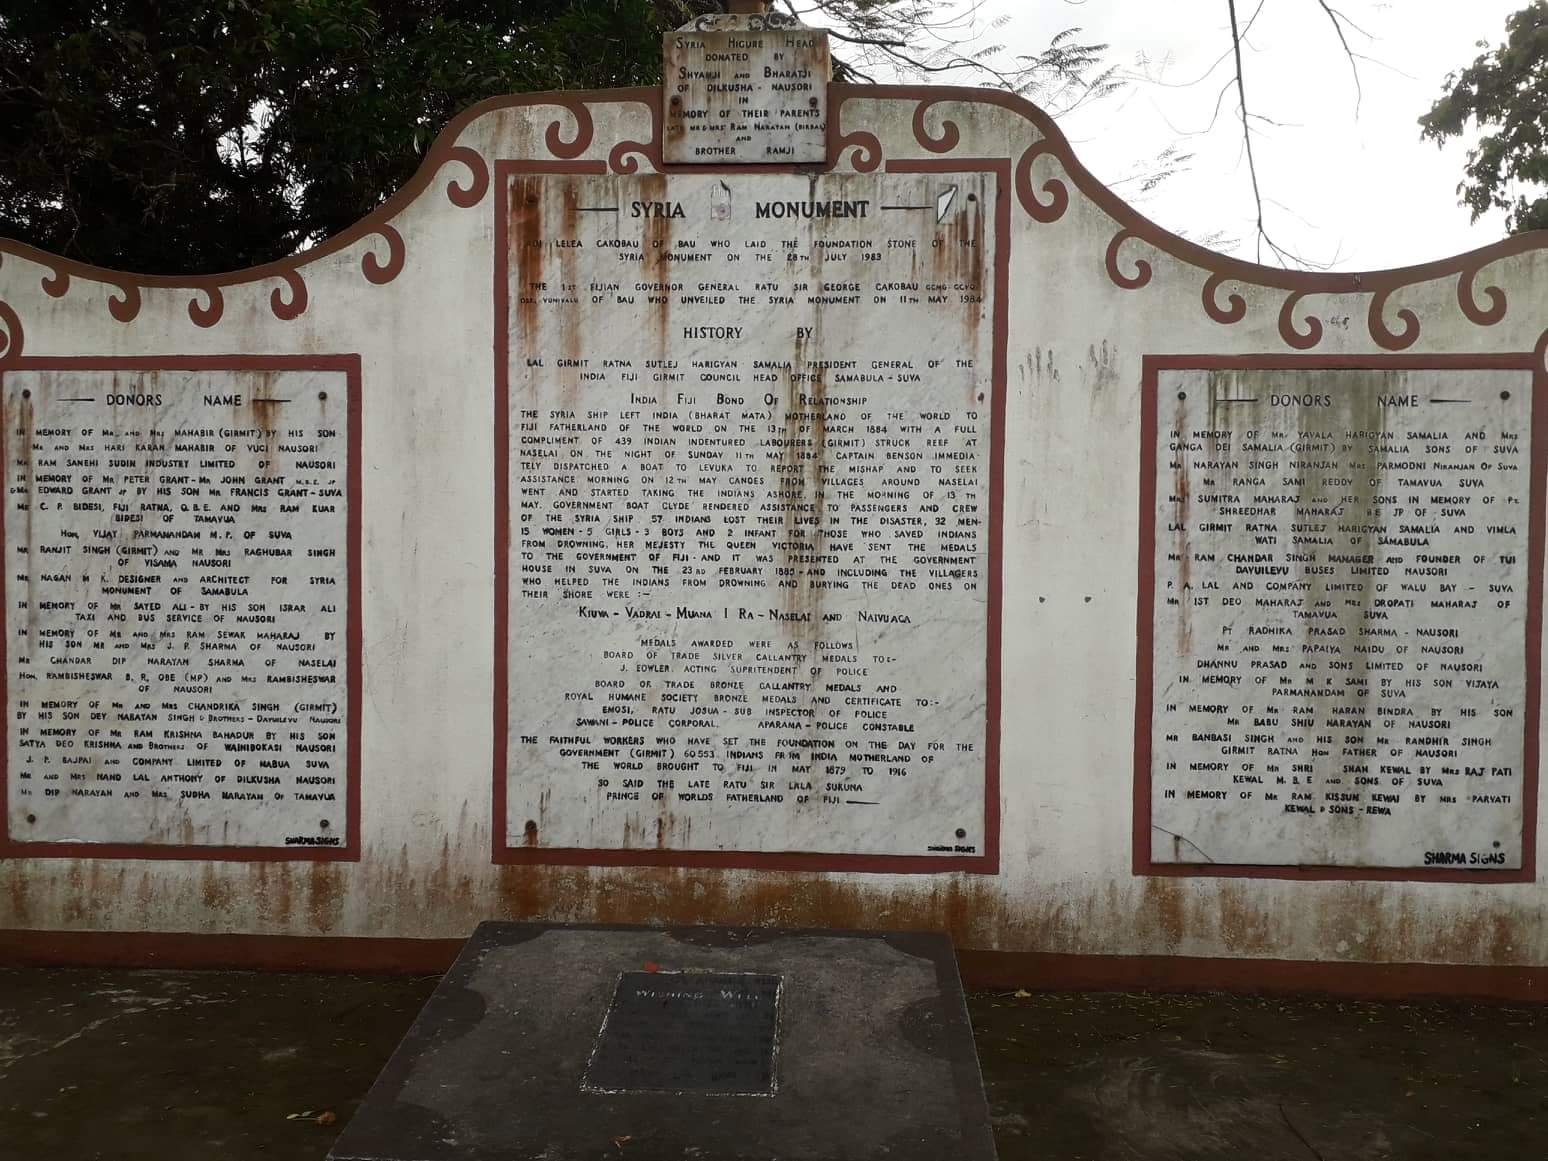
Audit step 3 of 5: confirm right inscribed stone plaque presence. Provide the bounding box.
[1144,362,1540,873]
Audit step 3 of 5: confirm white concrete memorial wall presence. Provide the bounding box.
[3,16,1548,985]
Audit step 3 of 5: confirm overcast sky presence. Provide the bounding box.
[863,0,1527,271]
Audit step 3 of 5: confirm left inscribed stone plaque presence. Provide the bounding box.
[0,361,360,858]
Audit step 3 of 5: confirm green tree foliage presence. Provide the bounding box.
[0,0,681,273]
[1,0,1114,273]
[1420,2,1548,234]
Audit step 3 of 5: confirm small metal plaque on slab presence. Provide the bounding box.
[328,923,997,1161]
[583,971,782,1095]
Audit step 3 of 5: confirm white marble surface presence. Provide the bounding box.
[664,20,830,165]
[1150,367,1532,868]
[504,171,995,859]
[3,368,350,850]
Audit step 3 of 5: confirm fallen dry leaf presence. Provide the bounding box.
[286,1109,338,1126]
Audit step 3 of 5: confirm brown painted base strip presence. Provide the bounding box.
[957,949,1548,1003]
[2,929,1544,1002]
[0,929,464,974]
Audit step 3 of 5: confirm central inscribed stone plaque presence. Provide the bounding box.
[497,170,1002,871]
[582,971,782,1096]
[1140,361,1542,876]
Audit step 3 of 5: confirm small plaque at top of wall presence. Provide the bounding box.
[664,16,830,165]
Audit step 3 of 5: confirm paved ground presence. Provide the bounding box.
[0,967,1543,1160]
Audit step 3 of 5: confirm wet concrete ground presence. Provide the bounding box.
[0,967,1543,1160]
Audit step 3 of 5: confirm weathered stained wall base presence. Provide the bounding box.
[954,950,1548,1002]
[0,929,462,974]
[2,928,1545,1002]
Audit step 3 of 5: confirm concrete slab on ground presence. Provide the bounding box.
[328,923,996,1161]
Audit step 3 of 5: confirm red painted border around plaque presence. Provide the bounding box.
[0,354,363,863]
[492,155,1007,875]
[4,927,1548,1003]
[1134,353,1544,884]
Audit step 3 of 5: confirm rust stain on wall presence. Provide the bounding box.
[251,863,292,927]
[5,866,33,926]
[307,861,345,932]
[9,846,1548,967]
[199,864,236,915]
[512,176,546,345]
[1214,883,1276,955]
[639,172,674,366]
[1137,876,1187,952]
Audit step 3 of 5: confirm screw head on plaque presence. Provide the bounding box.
[663,1,832,165]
